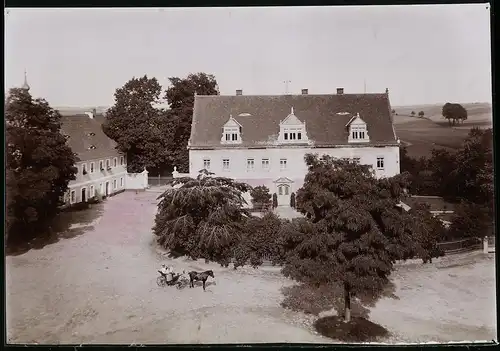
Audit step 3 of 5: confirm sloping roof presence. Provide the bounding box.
[190,93,397,148]
[404,196,456,212]
[60,114,121,162]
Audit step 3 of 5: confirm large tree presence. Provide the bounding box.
[442,102,468,125]
[282,154,442,322]
[164,73,219,172]
[153,170,251,266]
[6,88,77,243]
[103,75,172,173]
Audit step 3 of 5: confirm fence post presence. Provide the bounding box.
[483,236,489,253]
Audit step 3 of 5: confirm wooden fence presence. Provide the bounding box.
[437,237,483,254]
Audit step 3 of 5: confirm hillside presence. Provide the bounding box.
[393,102,492,157]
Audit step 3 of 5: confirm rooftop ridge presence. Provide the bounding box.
[195,93,387,98]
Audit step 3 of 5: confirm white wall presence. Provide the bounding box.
[125,170,149,190]
[65,157,128,204]
[189,145,400,195]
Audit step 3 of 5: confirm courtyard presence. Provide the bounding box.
[6,190,497,344]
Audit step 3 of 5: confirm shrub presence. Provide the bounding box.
[250,185,272,210]
[272,193,278,208]
[233,212,285,268]
[290,192,296,208]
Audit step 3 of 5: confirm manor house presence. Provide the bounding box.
[188,88,401,206]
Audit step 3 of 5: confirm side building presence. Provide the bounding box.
[60,112,128,206]
[188,88,401,207]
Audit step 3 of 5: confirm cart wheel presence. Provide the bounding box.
[157,276,167,287]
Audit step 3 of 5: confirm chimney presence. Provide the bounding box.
[336,88,344,95]
[301,89,308,95]
[84,111,94,119]
[236,89,243,96]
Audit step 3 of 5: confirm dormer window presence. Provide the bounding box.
[279,107,309,144]
[221,115,243,144]
[346,113,370,143]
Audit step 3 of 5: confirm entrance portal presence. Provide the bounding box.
[274,177,294,207]
[81,187,87,202]
[105,182,110,196]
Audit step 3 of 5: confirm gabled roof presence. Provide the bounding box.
[345,113,366,127]
[224,115,242,128]
[190,93,397,148]
[280,107,304,125]
[60,114,121,162]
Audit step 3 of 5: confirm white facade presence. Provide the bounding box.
[189,145,400,206]
[63,155,128,206]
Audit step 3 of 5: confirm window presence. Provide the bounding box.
[120,177,124,187]
[284,133,288,140]
[262,158,270,170]
[203,158,211,170]
[352,131,359,139]
[106,159,110,169]
[222,159,230,171]
[90,162,95,173]
[359,131,365,139]
[247,158,255,171]
[297,133,302,140]
[99,160,104,171]
[113,179,117,189]
[280,158,287,170]
[231,133,238,141]
[70,190,76,204]
[225,133,231,141]
[377,157,385,170]
[90,185,95,198]
[82,163,87,175]
[113,157,117,167]
[120,156,124,165]
[278,186,283,195]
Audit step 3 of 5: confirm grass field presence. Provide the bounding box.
[393,102,492,158]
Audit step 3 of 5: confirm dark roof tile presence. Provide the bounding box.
[60,114,121,162]
[190,93,397,148]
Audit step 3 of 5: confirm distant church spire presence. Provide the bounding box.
[21,69,30,91]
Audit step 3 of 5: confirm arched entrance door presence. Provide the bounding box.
[105,181,110,196]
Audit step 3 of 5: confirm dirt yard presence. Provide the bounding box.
[6,190,497,344]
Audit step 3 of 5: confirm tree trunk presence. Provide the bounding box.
[344,283,351,323]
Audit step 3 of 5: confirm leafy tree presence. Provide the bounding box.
[283,154,439,322]
[6,88,77,243]
[418,111,425,118]
[103,75,171,173]
[451,128,493,205]
[448,200,493,240]
[408,204,446,263]
[165,73,219,172]
[250,185,272,210]
[233,212,285,268]
[442,102,468,126]
[153,169,251,266]
[290,192,296,208]
[410,111,416,116]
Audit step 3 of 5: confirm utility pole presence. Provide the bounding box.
[283,80,291,95]
[364,78,367,94]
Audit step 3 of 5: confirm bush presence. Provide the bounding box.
[272,193,278,208]
[290,192,296,208]
[233,212,285,268]
[250,185,272,210]
[314,316,390,342]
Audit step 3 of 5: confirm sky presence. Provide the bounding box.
[4,4,492,108]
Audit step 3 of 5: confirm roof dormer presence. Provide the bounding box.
[221,115,243,144]
[278,107,309,144]
[346,113,370,143]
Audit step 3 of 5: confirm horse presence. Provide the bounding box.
[188,270,215,291]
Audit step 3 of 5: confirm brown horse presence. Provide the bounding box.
[188,270,215,291]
